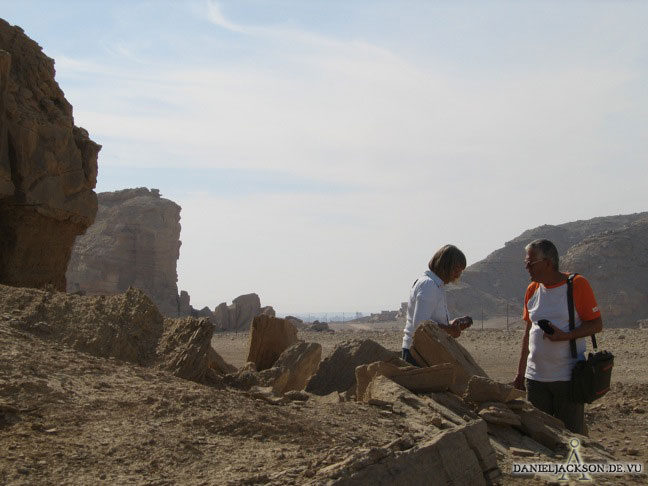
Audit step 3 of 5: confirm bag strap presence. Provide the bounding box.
[567,273,597,359]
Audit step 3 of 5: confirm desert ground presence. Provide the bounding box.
[1,301,646,486]
[213,322,648,484]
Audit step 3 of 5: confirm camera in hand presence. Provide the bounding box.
[537,319,554,335]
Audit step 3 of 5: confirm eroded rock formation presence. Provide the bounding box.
[212,293,274,331]
[0,19,100,290]
[66,188,185,316]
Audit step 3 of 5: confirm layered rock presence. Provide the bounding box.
[305,340,401,396]
[66,188,185,316]
[0,19,100,290]
[410,321,488,395]
[446,212,648,326]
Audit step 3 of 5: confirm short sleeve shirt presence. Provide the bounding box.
[523,274,601,382]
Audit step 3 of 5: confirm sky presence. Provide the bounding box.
[2,1,647,314]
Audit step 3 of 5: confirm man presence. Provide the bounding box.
[513,239,602,434]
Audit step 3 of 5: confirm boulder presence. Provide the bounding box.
[410,321,488,395]
[355,361,454,401]
[305,339,401,396]
[223,369,261,391]
[246,315,298,371]
[66,188,185,316]
[260,341,322,394]
[310,320,331,332]
[463,375,525,404]
[156,317,226,384]
[0,19,100,291]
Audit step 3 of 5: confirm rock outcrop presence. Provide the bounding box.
[66,188,186,316]
[0,284,163,365]
[0,19,100,291]
[0,283,233,384]
[212,293,264,331]
[446,212,648,326]
[246,315,298,371]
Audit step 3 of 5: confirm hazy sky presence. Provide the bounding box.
[2,1,647,313]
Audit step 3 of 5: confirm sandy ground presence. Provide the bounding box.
[1,313,646,485]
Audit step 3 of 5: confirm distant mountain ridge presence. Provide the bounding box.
[446,212,648,327]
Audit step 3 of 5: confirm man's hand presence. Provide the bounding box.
[513,373,526,391]
[543,322,570,341]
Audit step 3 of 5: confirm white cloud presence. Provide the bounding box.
[42,1,648,312]
[205,0,248,33]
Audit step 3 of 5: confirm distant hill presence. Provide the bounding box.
[446,212,648,327]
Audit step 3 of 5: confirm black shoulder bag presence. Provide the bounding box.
[567,273,614,403]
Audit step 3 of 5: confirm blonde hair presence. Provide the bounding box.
[428,244,466,282]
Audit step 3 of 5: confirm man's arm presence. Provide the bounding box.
[513,319,531,390]
[545,316,603,342]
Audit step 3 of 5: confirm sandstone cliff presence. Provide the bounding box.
[446,212,648,327]
[66,188,185,316]
[0,19,100,290]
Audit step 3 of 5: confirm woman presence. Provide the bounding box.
[401,244,472,366]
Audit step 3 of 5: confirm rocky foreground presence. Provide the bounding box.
[1,285,646,485]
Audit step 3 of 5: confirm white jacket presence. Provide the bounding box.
[402,270,449,349]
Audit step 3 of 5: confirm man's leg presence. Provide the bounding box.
[525,378,554,416]
[550,381,585,435]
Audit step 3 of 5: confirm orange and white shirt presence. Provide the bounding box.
[523,274,601,382]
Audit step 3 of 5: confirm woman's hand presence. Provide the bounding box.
[450,316,473,330]
[442,322,462,338]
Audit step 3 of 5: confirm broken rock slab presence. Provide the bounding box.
[355,361,454,402]
[246,315,298,371]
[305,339,401,396]
[410,321,488,395]
[258,341,322,394]
[156,316,232,385]
[478,401,522,427]
[314,419,500,486]
[464,375,525,404]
